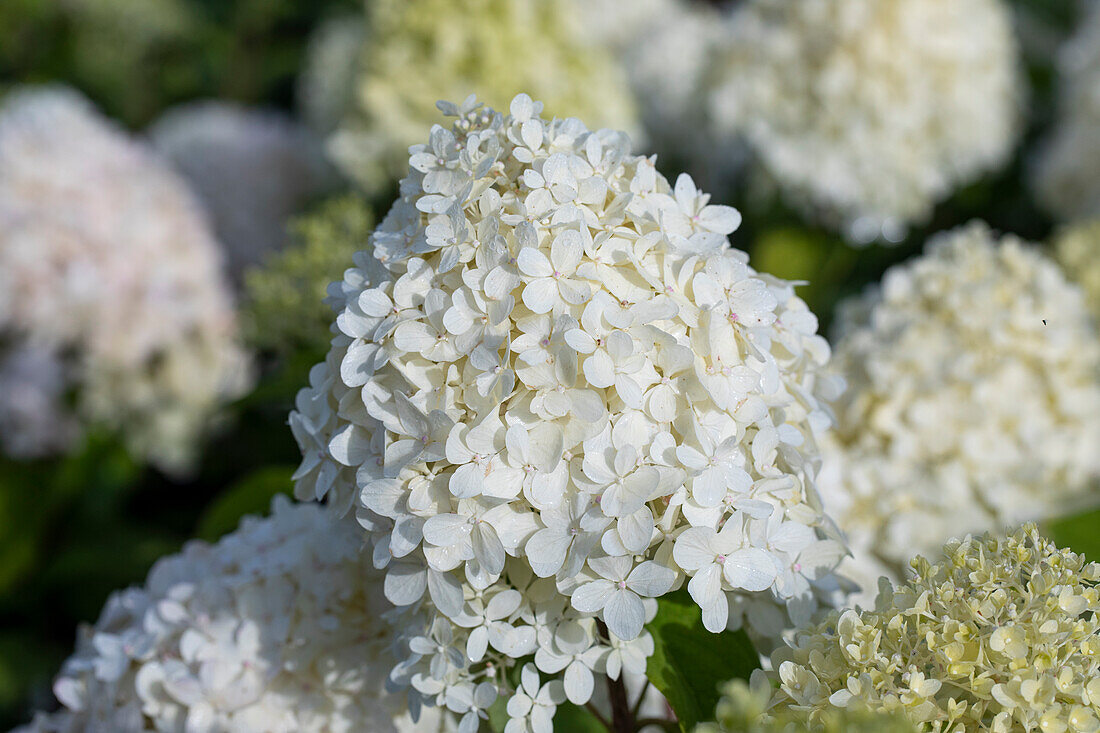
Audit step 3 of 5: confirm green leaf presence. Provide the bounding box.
[553,702,606,732]
[646,589,761,731]
[1045,506,1100,560]
[195,465,295,541]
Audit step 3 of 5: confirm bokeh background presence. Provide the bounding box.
[0,0,1093,727]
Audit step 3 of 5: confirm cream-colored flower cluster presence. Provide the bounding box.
[699,678,917,733]
[823,222,1100,600]
[0,87,249,470]
[709,0,1022,243]
[150,101,335,282]
[1036,3,1100,222]
[769,525,1100,733]
[15,498,442,733]
[290,94,845,730]
[321,0,639,192]
[1052,221,1100,322]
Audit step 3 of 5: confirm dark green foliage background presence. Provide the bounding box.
[0,0,1092,729]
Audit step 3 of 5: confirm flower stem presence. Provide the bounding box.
[605,672,634,733]
[596,620,634,733]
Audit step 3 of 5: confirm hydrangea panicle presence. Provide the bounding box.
[767,525,1100,732]
[15,498,441,732]
[823,222,1100,603]
[710,0,1022,242]
[290,93,846,729]
[322,0,640,192]
[150,101,335,282]
[0,86,249,470]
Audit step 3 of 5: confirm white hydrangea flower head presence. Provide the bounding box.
[290,93,847,730]
[823,222,1100,603]
[150,101,335,282]
[768,525,1100,733]
[15,498,446,733]
[1052,220,1100,322]
[0,87,250,471]
[1036,2,1100,222]
[325,0,640,193]
[709,0,1022,243]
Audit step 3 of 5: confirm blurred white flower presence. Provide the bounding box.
[0,86,249,471]
[297,14,365,135]
[150,101,335,281]
[710,0,1022,242]
[290,93,845,729]
[320,0,640,192]
[823,222,1100,604]
[1036,2,1100,222]
[582,0,738,185]
[14,498,447,733]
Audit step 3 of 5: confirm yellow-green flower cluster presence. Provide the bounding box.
[324,0,639,191]
[699,679,917,733]
[770,525,1100,732]
[1053,221,1100,323]
[242,196,373,356]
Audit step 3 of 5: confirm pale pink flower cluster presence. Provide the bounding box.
[0,87,249,470]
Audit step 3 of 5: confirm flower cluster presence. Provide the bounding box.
[1052,221,1100,322]
[768,525,1100,732]
[150,101,335,282]
[0,87,249,470]
[699,678,917,733]
[1036,2,1100,222]
[324,0,639,192]
[823,222,1100,601]
[15,498,442,733]
[709,0,1022,243]
[290,94,846,730]
[242,195,374,357]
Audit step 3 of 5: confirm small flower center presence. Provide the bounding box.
[716,554,726,564]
